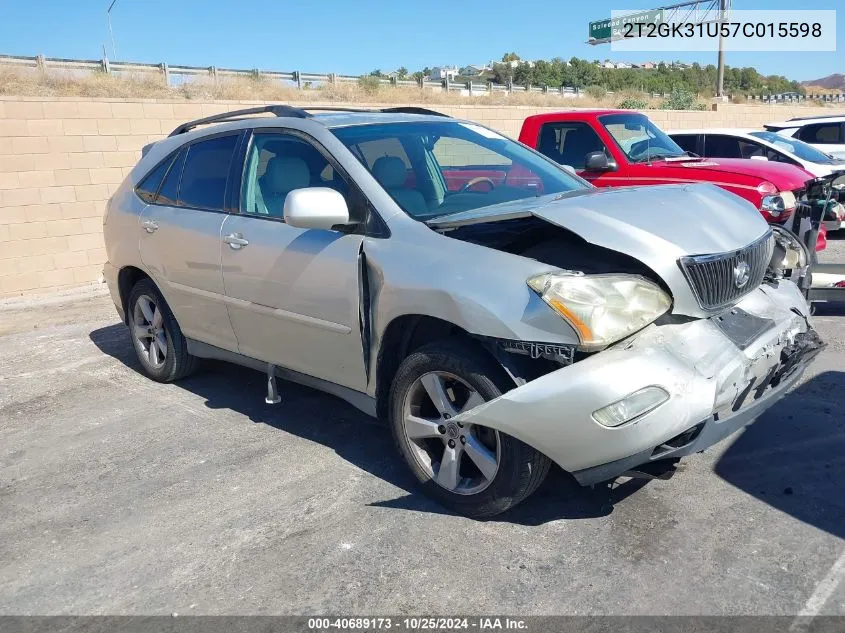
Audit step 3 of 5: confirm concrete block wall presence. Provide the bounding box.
[1,95,843,296]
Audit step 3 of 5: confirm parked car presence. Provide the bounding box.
[765,114,845,159]
[518,110,819,232]
[668,128,845,230]
[103,106,823,518]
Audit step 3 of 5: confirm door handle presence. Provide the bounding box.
[223,233,249,249]
[141,219,159,233]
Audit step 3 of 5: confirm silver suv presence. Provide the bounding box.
[103,105,823,518]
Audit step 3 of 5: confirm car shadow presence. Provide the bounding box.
[90,322,658,525]
[714,370,845,539]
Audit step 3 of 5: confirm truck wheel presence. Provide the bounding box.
[389,338,550,519]
[127,278,198,382]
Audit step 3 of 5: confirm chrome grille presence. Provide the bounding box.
[679,230,774,311]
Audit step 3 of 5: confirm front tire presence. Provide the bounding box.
[389,338,550,519]
[127,278,198,382]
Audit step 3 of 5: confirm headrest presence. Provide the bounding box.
[264,156,310,192]
[372,156,407,189]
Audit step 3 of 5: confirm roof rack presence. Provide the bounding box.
[380,106,450,117]
[167,104,451,136]
[788,113,845,122]
[168,105,309,136]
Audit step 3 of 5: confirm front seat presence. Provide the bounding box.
[372,156,428,218]
[258,156,311,217]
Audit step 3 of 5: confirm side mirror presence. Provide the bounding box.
[584,151,617,171]
[750,155,769,161]
[284,187,350,230]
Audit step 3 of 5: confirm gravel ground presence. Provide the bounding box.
[0,240,843,617]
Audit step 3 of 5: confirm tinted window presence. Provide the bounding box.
[672,134,699,155]
[703,135,744,159]
[537,122,609,170]
[178,135,239,211]
[157,148,186,206]
[136,154,174,203]
[798,123,842,144]
[241,132,349,219]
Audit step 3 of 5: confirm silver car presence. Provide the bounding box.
[103,105,823,518]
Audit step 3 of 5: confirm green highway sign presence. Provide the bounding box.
[589,9,665,42]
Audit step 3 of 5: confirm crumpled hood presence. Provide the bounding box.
[531,182,770,257]
[431,183,773,317]
[432,182,770,258]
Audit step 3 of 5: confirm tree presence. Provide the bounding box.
[501,52,520,63]
[369,69,384,78]
[396,66,408,79]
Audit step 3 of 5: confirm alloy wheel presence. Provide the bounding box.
[132,294,168,370]
[401,371,500,495]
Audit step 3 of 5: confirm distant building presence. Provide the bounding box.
[460,64,491,76]
[429,66,459,81]
[614,62,632,69]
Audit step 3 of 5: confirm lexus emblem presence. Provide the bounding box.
[733,260,750,288]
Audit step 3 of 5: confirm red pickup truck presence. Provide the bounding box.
[518,110,818,230]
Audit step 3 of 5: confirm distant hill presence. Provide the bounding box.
[801,73,845,91]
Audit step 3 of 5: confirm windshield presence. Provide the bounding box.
[330,121,587,221]
[749,130,841,164]
[599,113,687,162]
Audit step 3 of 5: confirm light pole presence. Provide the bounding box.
[107,0,118,61]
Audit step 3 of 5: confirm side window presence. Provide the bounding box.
[738,140,766,159]
[156,148,186,206]
[536,122,608,170]
[136,153,175,203]
[241,132,349,219]
[798,123,843,144]
[672,134,699,155]
[703,135,743,159]
[177,134,239,211]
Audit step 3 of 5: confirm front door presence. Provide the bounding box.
[138,133,241,351]
[220,130,367,391]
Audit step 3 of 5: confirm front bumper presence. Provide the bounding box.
[452,281,822,483]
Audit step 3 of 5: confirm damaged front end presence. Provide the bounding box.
[427,186,825,485]
[452,280,823,485]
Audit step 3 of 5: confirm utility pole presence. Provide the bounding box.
[107,0,118,61]
[716,0,727,97]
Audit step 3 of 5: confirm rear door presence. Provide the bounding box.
[220,129,368,391]
[139,132,241,351]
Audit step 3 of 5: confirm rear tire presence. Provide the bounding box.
[127,278,198,382]
[389,338,550,519]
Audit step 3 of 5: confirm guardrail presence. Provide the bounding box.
[1,54,843,103]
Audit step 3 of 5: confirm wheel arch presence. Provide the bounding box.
[117,265,153,325]
[374,314,510,420]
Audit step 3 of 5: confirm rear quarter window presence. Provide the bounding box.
[135,153,175,204]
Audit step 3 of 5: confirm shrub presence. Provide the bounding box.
[358,75,382,95]
[618,97,648,110]
[584,84,607,100]
[661,88,706,110]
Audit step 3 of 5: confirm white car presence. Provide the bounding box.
[669,128,845,231]
[763,115,845,159]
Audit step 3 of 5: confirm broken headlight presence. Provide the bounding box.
[768,225,809,279]
[527,272,671,351]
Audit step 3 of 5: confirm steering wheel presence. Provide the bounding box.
[459,176,496,193]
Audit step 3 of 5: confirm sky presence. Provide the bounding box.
[0,0,841,82]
